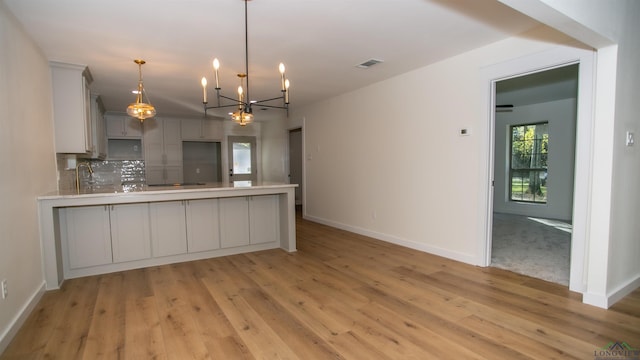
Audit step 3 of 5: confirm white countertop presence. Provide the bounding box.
[38,181,297,203]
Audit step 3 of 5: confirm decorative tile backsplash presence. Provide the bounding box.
[57,154,145,192]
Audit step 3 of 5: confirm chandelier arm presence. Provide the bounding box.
[251,104,289,110]
[204,103,246,110]
[214,94,247,104]
[251,95,286,104]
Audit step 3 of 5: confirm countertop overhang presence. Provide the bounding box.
[39,182,298,206]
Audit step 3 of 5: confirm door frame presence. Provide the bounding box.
[479,46,596,293]
[288,127,303,206]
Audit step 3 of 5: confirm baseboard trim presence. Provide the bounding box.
[303,214,477,265]
[583,275,640,309]
[0,281,46,355]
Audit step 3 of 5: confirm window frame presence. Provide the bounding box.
[508,121,549,204]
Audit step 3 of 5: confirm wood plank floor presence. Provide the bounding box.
[3,215,640,359]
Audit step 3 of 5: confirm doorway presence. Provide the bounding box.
[288,128,303,206]
[490,64,578,286]
[228,136,257,183]
[481,46,596,293]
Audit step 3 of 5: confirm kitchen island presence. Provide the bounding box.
[38,182,297,289]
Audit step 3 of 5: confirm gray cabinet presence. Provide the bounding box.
[249,195,279,244]
[181,118,223,140]
[186,199,221,252]
[219,195,279,248]
[63,202,151,268]
[109,203,151,263]
[144,118,183,184]
[63,205,112,269]
[106,114,142,138]
[50,61,93,154]
[150,201,188,257]
[219,197,251,248]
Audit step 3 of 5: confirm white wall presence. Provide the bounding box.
[0,1,59,352]
[291,26,581,265]
[493,99,576,221]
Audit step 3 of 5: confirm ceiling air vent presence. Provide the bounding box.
[356,58,384,69]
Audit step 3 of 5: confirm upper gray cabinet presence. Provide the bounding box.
[50,61,93,154]
[181,118,222,141]
[105,114,143,138]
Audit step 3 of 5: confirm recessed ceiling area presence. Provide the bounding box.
[496,64,579,108]
[4,0,542,119]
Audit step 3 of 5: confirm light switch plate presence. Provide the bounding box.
[626,131,635,146]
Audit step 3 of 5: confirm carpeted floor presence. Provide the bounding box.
[491,213,572,286]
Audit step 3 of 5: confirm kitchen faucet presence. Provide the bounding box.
[75,161,94,193]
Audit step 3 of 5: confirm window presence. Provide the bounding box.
[510,122,548,203]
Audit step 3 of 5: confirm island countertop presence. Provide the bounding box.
[38,182,298,289]
[39,181,296,201]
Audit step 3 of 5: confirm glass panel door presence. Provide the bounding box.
[227,136,257,184]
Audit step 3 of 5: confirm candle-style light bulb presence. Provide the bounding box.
[213,58,220,89]
[279,63,286,91]
[201,77,207,103]
[237,85,244,109]
[284,79,290,104]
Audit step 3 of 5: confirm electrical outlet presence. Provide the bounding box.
[1,279,7,299]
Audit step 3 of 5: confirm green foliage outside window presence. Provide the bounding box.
[510,122,548,203]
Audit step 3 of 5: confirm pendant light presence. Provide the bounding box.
[126,59,156,121]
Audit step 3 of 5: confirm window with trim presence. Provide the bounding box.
[510,122,548,203]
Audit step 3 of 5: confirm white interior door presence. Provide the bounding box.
[227,136,257,184]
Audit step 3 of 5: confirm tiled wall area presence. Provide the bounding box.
[57,154,145,192]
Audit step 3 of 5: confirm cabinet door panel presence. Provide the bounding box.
[219,197,250,248]
[150,201,188,257]
[110,203,151,263]
[145,166,165,185]
[124,117,142,137]
[186,199,221,252]
[143,118,164,166]
[249,195,279,244]
[50,62,92,153]
[202,120,222,140]
[64,206,112,269]
[165,166,183,185]
[181,119,202,140]
[163,119,182,166]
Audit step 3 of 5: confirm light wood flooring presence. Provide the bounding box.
[2,215,640,359]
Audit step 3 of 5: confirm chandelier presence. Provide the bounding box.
[126,59,156,122]
[200,0,290,126]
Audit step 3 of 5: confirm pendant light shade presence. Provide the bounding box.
[126,59,156,121]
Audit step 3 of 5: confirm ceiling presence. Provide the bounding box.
[4,0,541,120]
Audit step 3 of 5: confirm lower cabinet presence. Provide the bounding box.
[109,203,151,263]
[61,195,280,274]
[219,197,251,248]
[64,205,112,269]
[249,195,279,245]
[219,195,279,248]
[186,199,221,252]
[64,203,150,269]
[149,201,188,257]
